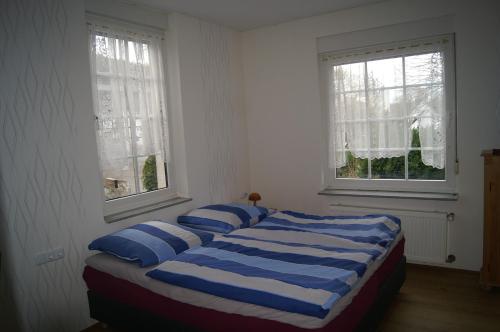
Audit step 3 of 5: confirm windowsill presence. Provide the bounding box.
[104,196,192,223]
[318,188,458,201]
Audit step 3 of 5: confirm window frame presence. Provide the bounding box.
[319,34,457,194]
[87,15,179,218]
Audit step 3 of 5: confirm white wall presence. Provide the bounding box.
[241,0,500,271]
[166,13,249,205]
[0,0,248,331]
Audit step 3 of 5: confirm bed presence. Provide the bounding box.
[83,210,405,331]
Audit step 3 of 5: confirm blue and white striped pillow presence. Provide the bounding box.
[177,203,271,234]
[88,221,214,267]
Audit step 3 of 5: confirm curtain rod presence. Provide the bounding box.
[319,33,452,62]
[85,11,165,36]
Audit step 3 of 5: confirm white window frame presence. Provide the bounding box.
[320,34,457,194]
[87,14,179,218]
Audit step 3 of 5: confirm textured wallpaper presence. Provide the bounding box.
[200,21,241,203]
[0,1,249,331]
[0,0,101,331]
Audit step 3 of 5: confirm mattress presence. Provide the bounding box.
[84,232,403,330]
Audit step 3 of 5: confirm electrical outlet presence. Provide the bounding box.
[35,248,64,265]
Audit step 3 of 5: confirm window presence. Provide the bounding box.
[88,18,174,212]
[321,35,456,192]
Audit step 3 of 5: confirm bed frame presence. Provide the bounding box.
[87,256,406,332]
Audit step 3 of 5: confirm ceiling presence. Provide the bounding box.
[130,0,387,31]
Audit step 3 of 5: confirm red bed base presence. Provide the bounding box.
[84,238,404,332]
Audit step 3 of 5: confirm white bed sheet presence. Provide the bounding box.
[85,232,403,329]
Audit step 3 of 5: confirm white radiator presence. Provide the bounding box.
[329,204,452,264]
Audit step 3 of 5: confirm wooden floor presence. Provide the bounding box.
[378,264,500,331]
[83,264,500,332]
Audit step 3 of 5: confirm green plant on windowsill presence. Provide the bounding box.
[142,155,158,192]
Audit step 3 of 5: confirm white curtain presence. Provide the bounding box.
[88,20,169,194]
[325,38,448,170]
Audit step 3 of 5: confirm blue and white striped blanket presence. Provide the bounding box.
[147,211,401,318]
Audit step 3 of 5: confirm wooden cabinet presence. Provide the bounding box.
[480,149,500,289]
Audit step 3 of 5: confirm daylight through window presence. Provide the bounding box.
[322,35,455,188]
[88,22,170,200]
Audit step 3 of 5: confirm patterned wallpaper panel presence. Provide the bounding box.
[0,1,248,331]
[200,21,245,203]
[0,0,103,331]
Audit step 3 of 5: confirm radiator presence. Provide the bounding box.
[329,204,452,265]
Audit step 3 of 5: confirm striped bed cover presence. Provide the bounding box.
[147,211,401,319]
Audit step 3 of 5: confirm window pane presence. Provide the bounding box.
[407,85,445,170]
[334,62,365,92]
[95,38,110,73]
[97,90,113,114]
[405,52,443,85]
[371,154,405,179]
[370,120,405,149]
[97,76,111,86]
[138,155,167,193]
[406,85,444,119]
[336,151,368,179]
[367,57,403,89]
[91,31,169,201]
[368,88,404,119]
[328,44,451,184]
[409,127,445,179]
[345,123,370,152]
[334,122,370,171]
[103,157,136,200]
[408,150,445,180]
[336,92,367,121]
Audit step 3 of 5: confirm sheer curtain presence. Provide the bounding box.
[324,37,449,171]
[88,20,169,195]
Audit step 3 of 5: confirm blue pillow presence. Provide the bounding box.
[88,221,214,267]
[177,203,271,234]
